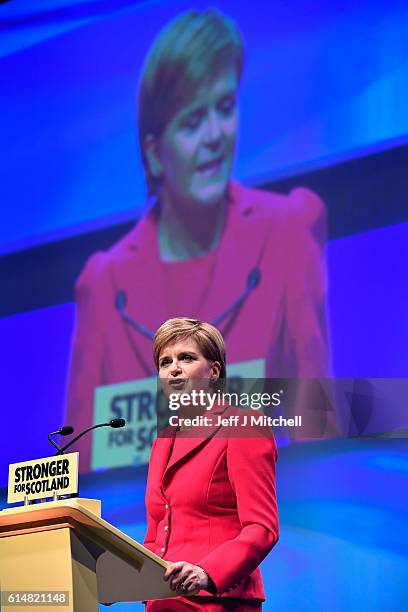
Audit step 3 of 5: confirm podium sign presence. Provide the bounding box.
[8,452,79,503]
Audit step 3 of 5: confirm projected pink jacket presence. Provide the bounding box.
[66,181,330,471]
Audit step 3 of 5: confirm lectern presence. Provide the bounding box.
[0,498,176,611]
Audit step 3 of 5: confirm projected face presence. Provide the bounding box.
[149,68,238,210]
[158,339,220,398]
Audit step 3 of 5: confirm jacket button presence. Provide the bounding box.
[165,504,169,509]
[164,525,169,531]
[161,547,165,553]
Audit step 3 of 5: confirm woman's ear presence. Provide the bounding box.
[211,361,221,381]
[144,134,163,179]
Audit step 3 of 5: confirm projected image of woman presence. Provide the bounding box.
[66,9,337,471]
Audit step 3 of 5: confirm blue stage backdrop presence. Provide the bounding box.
[0,1,407,610]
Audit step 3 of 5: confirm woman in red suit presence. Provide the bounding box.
[144,318,279,611]
[66,9,337,473]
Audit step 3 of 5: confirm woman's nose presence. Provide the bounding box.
[203,110,222,145]
[170,362,182,376]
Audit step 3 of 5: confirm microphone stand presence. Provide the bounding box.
[48,434,63,454]
[56,423,112,455]
[52,420,125,499]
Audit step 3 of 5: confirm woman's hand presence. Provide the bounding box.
[164,561,209,596]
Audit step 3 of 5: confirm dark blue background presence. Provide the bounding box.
[1,1,407,609]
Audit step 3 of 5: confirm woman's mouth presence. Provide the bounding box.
[168,378,187,389]
[197,157,223,175]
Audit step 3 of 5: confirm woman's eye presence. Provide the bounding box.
[181,114,202,131]
[181,354,193,361]
[218,96,236,116]
[160,359,171,367]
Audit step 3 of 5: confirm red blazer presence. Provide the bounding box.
[144,404,279,601]
[66,181,330,471]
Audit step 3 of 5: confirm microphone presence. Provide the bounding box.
[247,267,261,290]
[115,290,127,311]
[116,291,155,340]
[212,267,261,326]
[48,425,74,454]
[115,267,261,338]
[56,418,126,455]
[109,418,126,428]
[54,425,74,436]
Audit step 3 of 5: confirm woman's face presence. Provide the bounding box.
[147,67,238,210]
[158,338,221,397]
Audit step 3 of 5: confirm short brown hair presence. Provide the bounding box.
[138,9,244,193]
[153,318,227,380]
